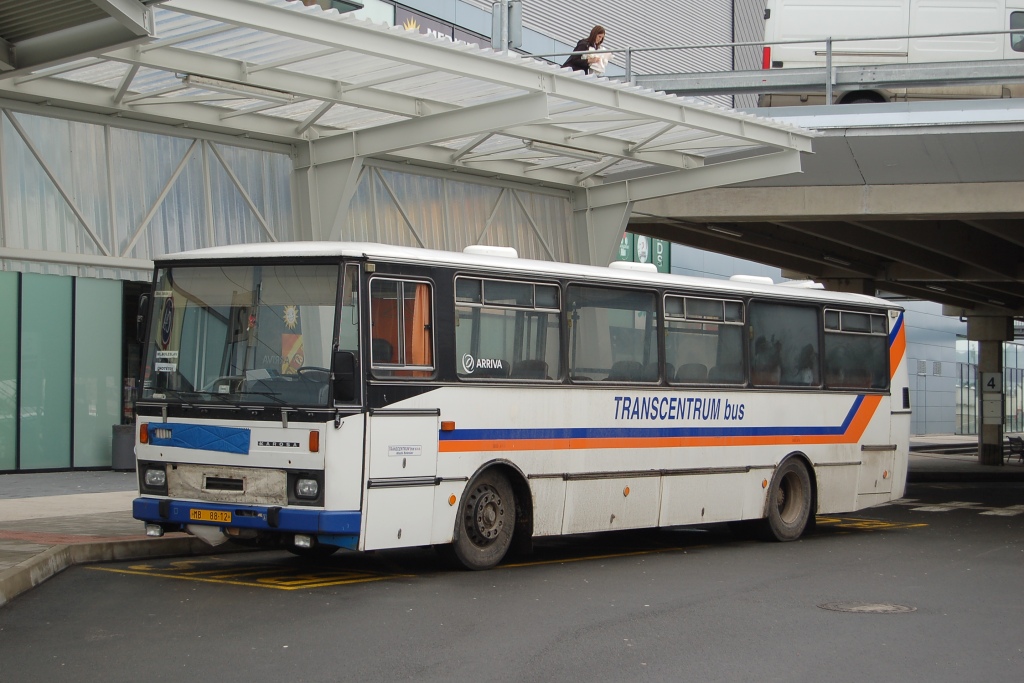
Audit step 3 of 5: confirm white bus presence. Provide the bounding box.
[133,242,910,570]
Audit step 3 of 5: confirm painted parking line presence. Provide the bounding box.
[816,516,928,531]
[891,498,1024,516]
[88,557,409,590]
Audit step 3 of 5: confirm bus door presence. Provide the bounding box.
[362,409,440,550]
[361,277,439,550]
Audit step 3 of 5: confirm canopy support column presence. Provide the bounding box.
[571,189,632,266]
[294,148,364,241]
[968,315,1013,466]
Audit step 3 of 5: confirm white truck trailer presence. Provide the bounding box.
[760,0,1024,105]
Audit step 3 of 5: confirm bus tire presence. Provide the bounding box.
[450,469,515,570]
[757,458,812,542]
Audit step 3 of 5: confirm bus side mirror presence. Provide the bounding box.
[136,293,150,344]
[332,350,357,402]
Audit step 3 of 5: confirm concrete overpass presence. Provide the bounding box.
[627,98,1024,464]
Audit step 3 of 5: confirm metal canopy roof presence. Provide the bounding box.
[0,0,814,197]
[0,0,154,74]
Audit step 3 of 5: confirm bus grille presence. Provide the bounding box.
[167,464,288,505]
[204,476,244,492]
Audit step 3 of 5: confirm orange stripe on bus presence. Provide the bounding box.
[438,395,883,454]
[889,323,907,378]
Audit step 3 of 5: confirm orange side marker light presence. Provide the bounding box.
[762,479,768,489]
[623,486,630,497]
[140,423,149,444]
[441,421,456,432]
[448,494,457,506]
[309,431,320,453]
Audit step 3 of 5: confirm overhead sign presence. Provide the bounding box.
[616,232,670,273]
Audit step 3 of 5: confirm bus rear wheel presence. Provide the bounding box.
[450,470,515,570]
[758,458,812,542]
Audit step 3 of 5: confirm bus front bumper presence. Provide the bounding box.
[133,497,361,545]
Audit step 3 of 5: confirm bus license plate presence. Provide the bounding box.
[189,509,232,523]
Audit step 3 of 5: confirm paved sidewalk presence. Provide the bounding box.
[0,471,229,607]
[2,435,1023,607]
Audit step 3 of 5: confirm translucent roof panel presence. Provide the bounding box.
[0,0,816,194]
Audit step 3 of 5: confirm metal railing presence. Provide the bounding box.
[532,28,1024,104]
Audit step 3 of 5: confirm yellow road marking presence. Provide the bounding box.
[88,565,408,590]
[817,516,928,531]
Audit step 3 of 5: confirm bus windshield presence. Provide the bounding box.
[141,263,347,407]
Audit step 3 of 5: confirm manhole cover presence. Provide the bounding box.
[818,602,916,614]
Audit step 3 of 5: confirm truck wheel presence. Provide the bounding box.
[450,469,515,570]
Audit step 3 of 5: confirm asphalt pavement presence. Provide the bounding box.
[1,434,1022,607]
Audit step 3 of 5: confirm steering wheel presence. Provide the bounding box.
[295,366,330,382]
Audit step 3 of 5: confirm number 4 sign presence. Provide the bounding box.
[981,373,1002,394]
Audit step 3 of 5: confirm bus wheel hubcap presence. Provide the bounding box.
[466,486,504,545]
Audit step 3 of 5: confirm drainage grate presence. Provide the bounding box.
[818,602,916,614]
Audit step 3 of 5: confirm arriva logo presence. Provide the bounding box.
[462,353,476,373]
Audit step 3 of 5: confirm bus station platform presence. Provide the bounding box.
[2,435,1023,607]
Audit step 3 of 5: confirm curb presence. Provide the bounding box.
[0,536,234,608]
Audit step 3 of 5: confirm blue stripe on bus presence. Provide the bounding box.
[438,395,865,442]
[148,423,250,455]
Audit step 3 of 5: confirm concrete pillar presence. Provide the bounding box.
[967,316,1013,466]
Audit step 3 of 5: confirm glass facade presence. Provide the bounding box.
[0,272,18,471]
[73,278,123,468]
[19,273,73,470]
[0,273,127,472]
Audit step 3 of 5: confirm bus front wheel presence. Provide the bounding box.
[758,458,812,542]
[450,470,515,570]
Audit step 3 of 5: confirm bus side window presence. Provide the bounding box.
[455,277,560,381]
[748,302,820,388]
[665,295,744,385]
[567,285,657,383]
[369,278,434,378]
[823,310,889,391]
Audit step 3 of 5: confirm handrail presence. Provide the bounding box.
[532,28,1024,94]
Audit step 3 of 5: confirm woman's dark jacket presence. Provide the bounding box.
[562,39,591,74]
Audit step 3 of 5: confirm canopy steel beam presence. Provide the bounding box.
[586,149,803,209]
[0,77,311,143]
[101,44,454,119]
[3,0,153,78]
[309,93,551,163]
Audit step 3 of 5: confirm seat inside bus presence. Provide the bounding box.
[676,363,708,383]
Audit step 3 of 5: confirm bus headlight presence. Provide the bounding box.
[295,478,319,499]
[144,467,167,488]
